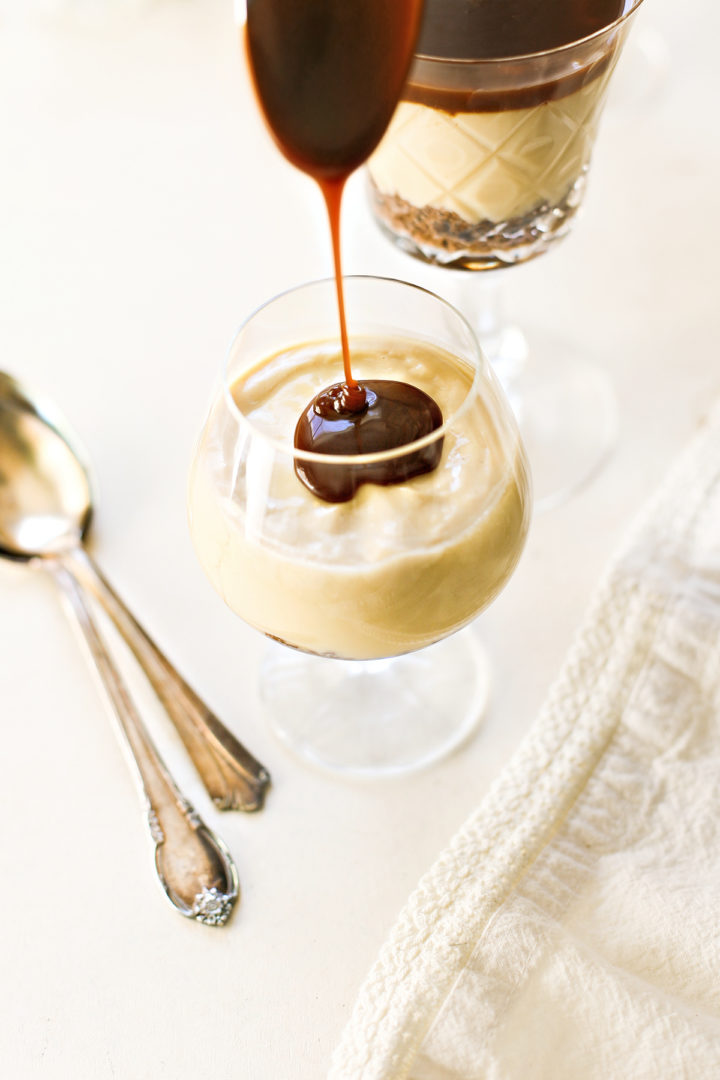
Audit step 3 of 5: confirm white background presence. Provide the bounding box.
[0,0,718,1076]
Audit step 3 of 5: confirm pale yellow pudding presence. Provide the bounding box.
[368,67,615,228]
[188,337,530,660]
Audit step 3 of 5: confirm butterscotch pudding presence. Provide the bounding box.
[188,332,530,661]
[368,0,638,268]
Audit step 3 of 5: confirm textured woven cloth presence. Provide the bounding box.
[330,408,720,1080]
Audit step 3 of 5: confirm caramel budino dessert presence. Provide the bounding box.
[188,278,530,662]
[368,0,643,268]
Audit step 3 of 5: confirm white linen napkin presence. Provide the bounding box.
[330,406,720,1079]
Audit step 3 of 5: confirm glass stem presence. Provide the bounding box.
[452,271,529,393]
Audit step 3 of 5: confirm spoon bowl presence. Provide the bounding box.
[0,372,91,560]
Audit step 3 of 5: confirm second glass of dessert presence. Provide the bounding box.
[188,276,531,776]
[367,0,645,508]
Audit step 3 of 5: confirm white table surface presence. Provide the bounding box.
[1,1,718,1077]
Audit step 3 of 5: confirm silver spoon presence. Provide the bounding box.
[0,370,254,925]
[0,370,270,812]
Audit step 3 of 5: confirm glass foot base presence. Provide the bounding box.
[497,329,619,512]
[260,630,490,778]
[438,272,618,513]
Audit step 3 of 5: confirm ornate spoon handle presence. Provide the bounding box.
[49,560,239,926]
[62,546,270,812]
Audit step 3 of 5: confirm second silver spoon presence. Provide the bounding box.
[0,369,270,811]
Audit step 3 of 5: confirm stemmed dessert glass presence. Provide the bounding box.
[366,0,646,509]
[188,276,531,777]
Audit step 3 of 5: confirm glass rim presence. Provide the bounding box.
[221,274,484,467]
[414,0,645,66]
